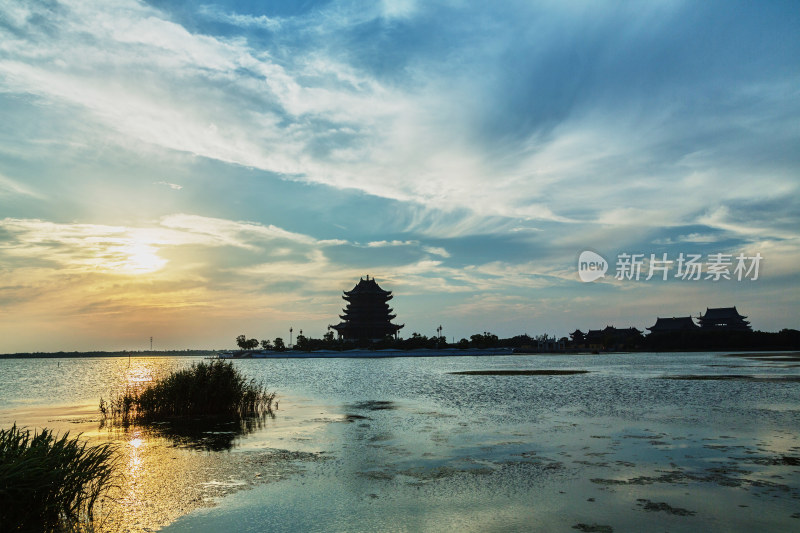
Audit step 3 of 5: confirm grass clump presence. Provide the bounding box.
[101,359,275,422]
[0,424,117,532]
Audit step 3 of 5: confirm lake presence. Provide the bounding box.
[1,352,799,532]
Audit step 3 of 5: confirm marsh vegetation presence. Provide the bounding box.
[100,359,274,423]
[0,424,117,532]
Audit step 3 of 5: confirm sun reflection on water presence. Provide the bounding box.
[126,432,144,506]
[124,363,155,390]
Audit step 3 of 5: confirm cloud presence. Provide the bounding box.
[366,240,417,248]
[422,246,450,258]
[652,233,723,245]
[0,215,345,277]
[155,181,183,190]
[197,4,282,31]
[1,0,796,242]
[0,172,43,199]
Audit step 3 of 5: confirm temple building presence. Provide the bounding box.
[331,276,404,341]
[647,316,699,334]
[579,326,643,350]
[569,329,586,345]
[698,307,751,331]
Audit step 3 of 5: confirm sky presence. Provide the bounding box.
[0,0,798,352]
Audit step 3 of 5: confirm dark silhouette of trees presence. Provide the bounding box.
[294,334,309,350]
[236,335,259,350]
[470,332,498,349]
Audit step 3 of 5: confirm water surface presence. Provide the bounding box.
[1,352,798,531]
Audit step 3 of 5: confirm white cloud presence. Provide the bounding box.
[0,172,43,199]
[380,0,419,20]
[0,215,346,276]
[422,246,450,258]
[2,0,794,242]
[652,233,722,245]
[197,5,282,31]
[155,181,183,190]
[366,240,417,247]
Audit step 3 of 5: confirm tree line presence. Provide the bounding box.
[235,328,800,352]
[235,331,540,351]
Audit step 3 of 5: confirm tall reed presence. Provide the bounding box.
[0,424,117,531]
[101,359,274,422]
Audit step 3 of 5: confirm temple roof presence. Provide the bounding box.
[343,275,392,297]
[700,307,747,320]
[602,325,642,334]
[647,317,699,331]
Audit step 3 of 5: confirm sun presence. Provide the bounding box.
[118,242,167,274]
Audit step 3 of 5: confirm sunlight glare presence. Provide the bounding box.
[119,242,167,274]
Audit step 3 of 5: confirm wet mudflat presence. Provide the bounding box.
[450,369,589,375]
[1,351,799,531]
[724,351,800,362]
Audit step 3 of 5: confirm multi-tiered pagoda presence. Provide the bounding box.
[331,276,404,341]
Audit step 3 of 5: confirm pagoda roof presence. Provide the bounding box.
[647,316,698,331]
[331,321,404,332]
[343,276,392,297]
[700,307,747,320]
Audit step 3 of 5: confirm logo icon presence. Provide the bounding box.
[578,251,608,282]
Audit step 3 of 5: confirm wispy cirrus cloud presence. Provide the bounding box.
[0,172,43,199]
[5,0,795,237]
[197,4,282,31]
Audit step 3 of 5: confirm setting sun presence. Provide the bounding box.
[117,242,167,275]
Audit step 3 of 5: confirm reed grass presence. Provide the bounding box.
[0,424,117,532]
[101,359,275,422]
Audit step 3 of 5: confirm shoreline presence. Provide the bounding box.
[4,347,799,359]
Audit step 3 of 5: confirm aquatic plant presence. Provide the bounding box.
[0,424,117,532]
[101,359,275,422]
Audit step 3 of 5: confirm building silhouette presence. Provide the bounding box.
[647,316,699,334]
[331,276,404,341]
[698,307,751,331]
[573,326,642,350]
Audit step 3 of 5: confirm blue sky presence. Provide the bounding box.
[0,0,798,351]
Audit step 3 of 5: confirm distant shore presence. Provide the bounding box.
[3,346,799,359]
[0,350,218,359]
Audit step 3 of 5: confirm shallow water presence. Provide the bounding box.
[1,352,799,531]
